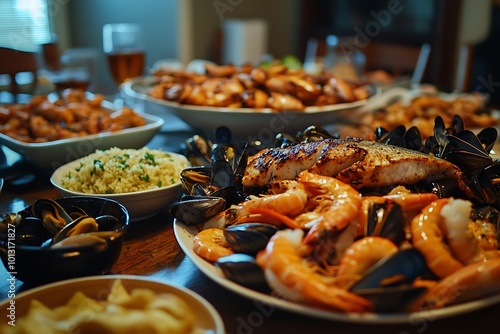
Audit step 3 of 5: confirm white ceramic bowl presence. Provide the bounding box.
[123,76,379,140]
[0,102,164,171]
[50,151,189,222]
[0,275,225,334]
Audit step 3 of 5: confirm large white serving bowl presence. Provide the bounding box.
[50,151,189,222]
[0,275,225,334]
[122,76,379,140]
[0,101,164,171]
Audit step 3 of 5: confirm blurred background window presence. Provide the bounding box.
[0,0,52,52]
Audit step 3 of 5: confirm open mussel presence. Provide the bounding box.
[365,202,406,246]
[51,231,123,250]
[274,125,337,148]
[175,127,249,225]
[185,134,212,167]
[180,166,212,195]
[31,199,73,234]
[375,114,500,209]
[52,215,99,244]
[349,249,431,312]
[10,198,122,249]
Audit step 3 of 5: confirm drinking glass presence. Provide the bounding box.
[103,23,145,87]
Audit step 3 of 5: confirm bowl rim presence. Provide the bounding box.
[50,151,188,197]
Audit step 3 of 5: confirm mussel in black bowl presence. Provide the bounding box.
[0,196,129,284]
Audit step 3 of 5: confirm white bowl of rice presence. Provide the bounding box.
[50,147,190,222]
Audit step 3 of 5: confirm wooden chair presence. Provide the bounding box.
[0,47,39,103]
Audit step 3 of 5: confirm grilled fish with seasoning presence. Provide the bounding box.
[242,138,471,194]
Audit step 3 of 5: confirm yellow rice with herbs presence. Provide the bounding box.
[60,147,190,194]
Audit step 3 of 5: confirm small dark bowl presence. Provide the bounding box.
[0,196,129,284]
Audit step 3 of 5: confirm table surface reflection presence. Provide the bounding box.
[0,122,498,333]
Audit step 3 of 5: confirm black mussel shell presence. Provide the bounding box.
[350,249,430,312]
[365,202,406,246]
[213,126,232,145]
[232,141,249,179]
[296,125,335,142]
[374,126,388,142]
[403,126,426,153]
[211,159,235,189]
[376,125,406,146]
[355,284,428,313]
[350,249,429,291]
[477,163,500,207]
[180,166,212,195]
[432,116,448,149]
[210,186,245,206]
[223,223,278,255]
[15,216,50,246]
[215,253,270,292]
[31,198,73,232]
[449,114,465,134]
[476,127,498,153]
[65,206,88,220]
[185,134,213,167]
[275,133,298,148]
[95,214,121,230]
[169,196,226,226]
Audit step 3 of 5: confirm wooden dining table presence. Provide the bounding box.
[0,118,498,334]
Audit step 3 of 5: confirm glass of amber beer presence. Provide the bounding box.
[103,23,145,86]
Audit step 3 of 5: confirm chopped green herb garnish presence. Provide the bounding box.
[157,180,162,187]
[142,152,157,166]
[140,174,150,182]
[94,160,104,170]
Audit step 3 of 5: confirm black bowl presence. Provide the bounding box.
[0,196,129,284]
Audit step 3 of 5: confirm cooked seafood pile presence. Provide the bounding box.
[171,125,500,314]
[361,94,498,140]
[0,89,145,142]
[148,62,373,111]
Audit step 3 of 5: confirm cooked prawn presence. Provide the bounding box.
[440,198,480,264]
[193,228,233,262]
[410,258,500,310]
[441,198,500,263]
[297,171,362,244]
[204,181,307,229]
[336,236,398,289]
[256,229,373,313]
[411,198,464,278]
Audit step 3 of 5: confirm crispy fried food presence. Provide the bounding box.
[147,63,372,111]
[3,279,203,334]
[361,94,498,139]
[0,89,146,143]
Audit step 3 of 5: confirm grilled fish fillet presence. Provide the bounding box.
[242,138,470,192]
